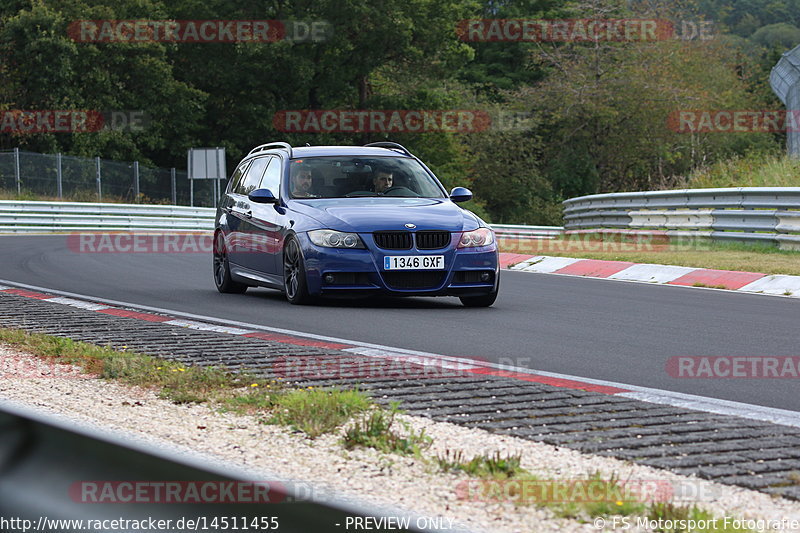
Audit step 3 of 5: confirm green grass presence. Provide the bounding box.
[533,473,646,519]
[646,503,754,532]
[343,404,431,456]
[0,327,371,437]
[0,327,267,402]
[271,388,371,438]
[681,153,800,189]
[436,450,527,480]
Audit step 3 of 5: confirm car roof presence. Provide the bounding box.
[245,146,414,159]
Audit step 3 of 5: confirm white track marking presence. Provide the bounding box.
[46,296,111,311]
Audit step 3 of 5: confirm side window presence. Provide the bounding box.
[235,156,270,195]
[226,161,251,194]
[259,157,282,195]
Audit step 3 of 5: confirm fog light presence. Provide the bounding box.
[480,272,491,282]
[324,273,335,284]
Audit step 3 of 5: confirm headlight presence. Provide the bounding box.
[458,228,495,248]
[308,229,365,249]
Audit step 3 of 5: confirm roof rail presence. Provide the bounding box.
[363,142,412,157]
[247,142,293,158]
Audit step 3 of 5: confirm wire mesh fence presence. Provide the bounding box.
[0,151,16,191]
[0,149,219,206]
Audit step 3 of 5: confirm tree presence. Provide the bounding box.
[524,0,778,193]
[750,22,800,50]
[0,1,206,164]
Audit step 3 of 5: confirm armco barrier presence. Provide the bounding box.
[563,188,800,250]
[0,401,426,532]
[487,224,563,240]
[0,200,565,238]
[0,200,215,232]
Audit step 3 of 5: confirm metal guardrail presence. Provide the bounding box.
[562,188,800,250]
[489,224,563,240]
[0,200,215,232]
[0,400,427,532]
[0,200,566,237]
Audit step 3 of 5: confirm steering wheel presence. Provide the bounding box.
[382,186,419,197]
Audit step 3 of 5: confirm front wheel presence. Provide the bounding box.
[459,277,499,308]
[213,232,248,294]
[283,236,312,305]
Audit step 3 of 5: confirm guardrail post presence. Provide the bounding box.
[170,167,176,205]
[188,149,194,207]
[133,161,140,202]
[13,147,20,195]
[95,157,102,201]
[56,153,63,199]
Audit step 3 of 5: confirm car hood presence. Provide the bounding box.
[290,198,480,233]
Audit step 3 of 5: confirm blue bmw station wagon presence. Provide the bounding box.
[213,142,499,306]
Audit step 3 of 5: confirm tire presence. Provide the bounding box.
[283,236,312,305]
[213,232,248,294]
[459,277,499,308]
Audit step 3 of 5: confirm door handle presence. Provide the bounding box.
[232,207,252,219]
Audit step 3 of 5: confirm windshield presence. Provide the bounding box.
[288,156,446,199]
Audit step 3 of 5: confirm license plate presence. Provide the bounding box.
[384,255,444,270]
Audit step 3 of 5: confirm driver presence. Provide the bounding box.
[372,169,394,194]
[291,164,316,198]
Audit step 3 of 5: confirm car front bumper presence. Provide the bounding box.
[297,232,499,298]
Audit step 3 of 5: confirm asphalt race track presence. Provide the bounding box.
[1,235,798,412]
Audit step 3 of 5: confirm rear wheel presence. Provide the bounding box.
[213,232,248,294]
[283,236,312,305]
[459,277,499,308]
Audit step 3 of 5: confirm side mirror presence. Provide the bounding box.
[248,188,278,204]
[450,187,473,203]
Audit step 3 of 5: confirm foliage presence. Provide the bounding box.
[271,388,371,438]
[681,152,800,188]
[1,0,796,224]
[436,450,528,479]
[343,404,432,456]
